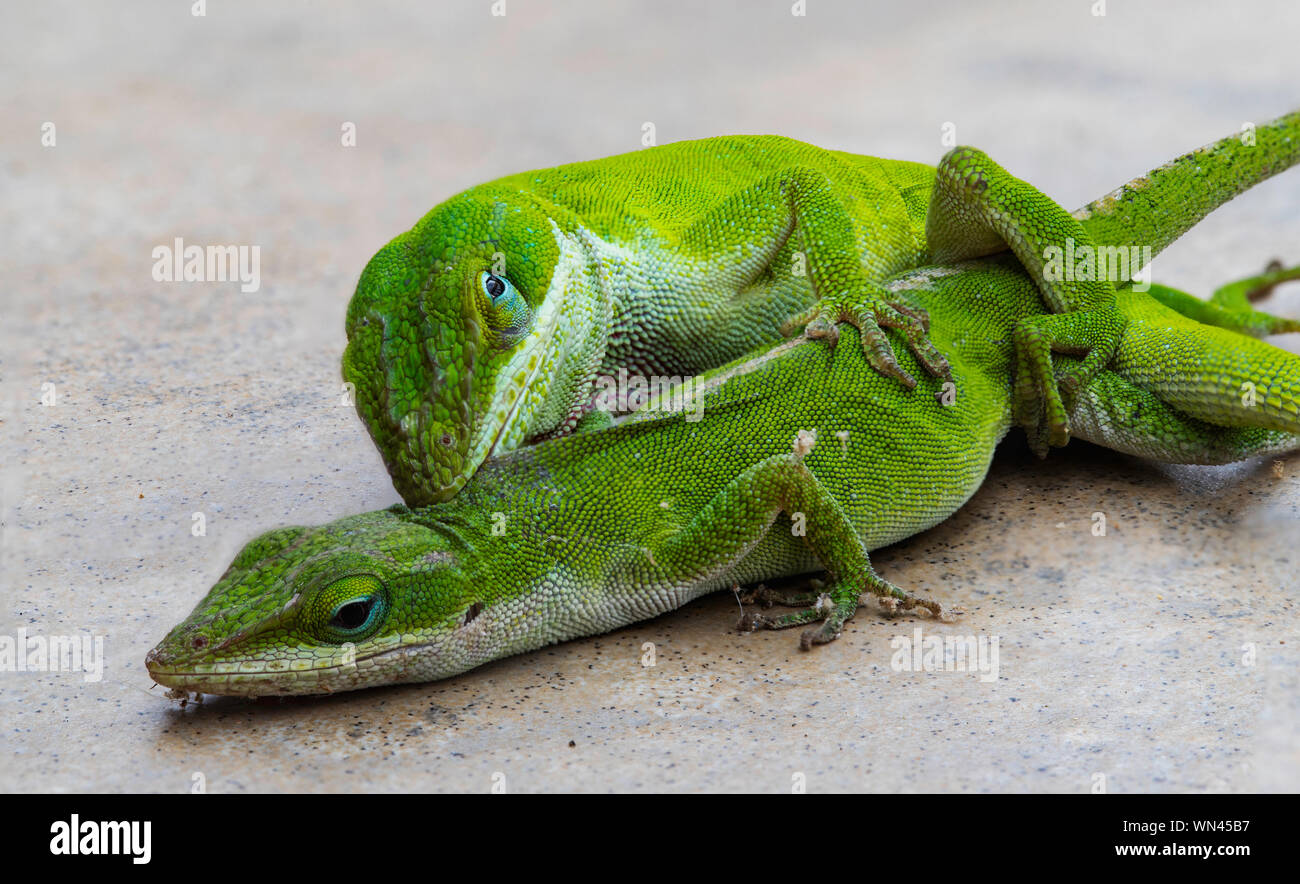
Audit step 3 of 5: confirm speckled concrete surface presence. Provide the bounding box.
[3,0,1298,793]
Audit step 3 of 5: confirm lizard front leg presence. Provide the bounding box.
[678,167,952,389]
[640,431,947,650]
[774,168,953,387]
[927,148,1126,456]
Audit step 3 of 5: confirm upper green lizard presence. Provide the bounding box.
[344,112,1300,504]
[147,257,1300,695]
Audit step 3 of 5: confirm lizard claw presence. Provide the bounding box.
[783,292,952,389]
[737,573,950,650]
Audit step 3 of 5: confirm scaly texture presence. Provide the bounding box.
[147,257,1300,695]
[344,139,936,504]
[148,112,1300,696]
[346,111,1300,505]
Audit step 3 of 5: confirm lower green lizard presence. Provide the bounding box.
[147,259,1300,695]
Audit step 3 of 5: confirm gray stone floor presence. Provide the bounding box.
[2,0,1298,792]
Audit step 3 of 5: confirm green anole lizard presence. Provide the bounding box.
[146,258,1300,695]
[146,111,1300,696]
[344,112,1300,505]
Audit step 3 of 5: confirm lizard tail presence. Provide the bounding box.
[1112,318,1300,434]
[1073,109,1300,283]
[1071,371,1300,465]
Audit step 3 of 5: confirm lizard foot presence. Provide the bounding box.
[738,578,826,609]
[781,291,952,389]
[738,574,947,650]
[1012,307,1124,457]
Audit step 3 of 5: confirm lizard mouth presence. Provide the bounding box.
[484,334,555,459]
[146,641,447,698]
[467,223,606,468]
[393,299,566,504]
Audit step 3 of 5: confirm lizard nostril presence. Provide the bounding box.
[191,635,207,650]
[439,434,454,447]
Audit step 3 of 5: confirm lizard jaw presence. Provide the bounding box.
[470,221,611,465]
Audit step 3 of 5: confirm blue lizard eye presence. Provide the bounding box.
[482,272,507,299]
[481,271,524,303]
[478,271,532,345]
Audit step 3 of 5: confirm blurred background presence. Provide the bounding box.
[3,0,1298,792]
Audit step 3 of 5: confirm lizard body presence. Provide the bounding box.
[148,262,1300,695]
[148,112,1300,696]
[345,113,1300,504]
[345,138,935,504]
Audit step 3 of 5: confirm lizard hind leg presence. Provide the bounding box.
[1212,259,1300,311]
[651,432,947,651]
[1111,312,1300,435]
[1069,366,1300,464]
[929,146,1126,455]
[1012,310,1119,456]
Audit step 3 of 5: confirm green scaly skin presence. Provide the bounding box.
[344,112,1300,505]
[146,260,1300,696]
[147,112,1300,696]
[344,140,938,506]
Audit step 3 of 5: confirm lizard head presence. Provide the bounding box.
[145,507,516,696]
[344,188,609,506]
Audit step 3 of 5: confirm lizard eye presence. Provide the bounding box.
[331,597,376,630]
[309,575,389,643]
[478,271,532,345]
[482,273,507,299]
